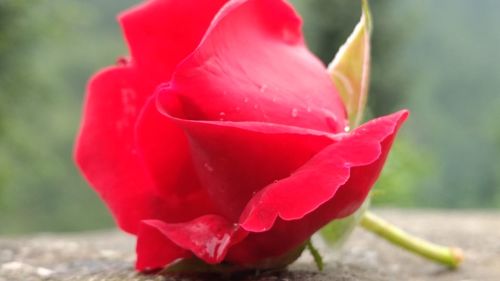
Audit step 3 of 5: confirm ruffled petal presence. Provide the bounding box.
[120,0,228,79]
[136,220,191,271]
[158,91,335,221]
[76,0,228,232]
[75,66,170,233]
[240,110,408,231]
[76,70,214,232]
[135,98,216,222]
[136,215,247,270]
[226,110,408,264]
[158,0,347,133]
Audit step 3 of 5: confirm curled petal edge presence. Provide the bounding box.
[239,110,409,232]
[136,215,248,271]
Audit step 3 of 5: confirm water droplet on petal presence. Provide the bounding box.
[259,84,268,93]
[344,126,350,132]
[204,163,214,172]
[281,27,299,44]
[120,88,137,116]
[291,108,299,118]
[218,112,226,121]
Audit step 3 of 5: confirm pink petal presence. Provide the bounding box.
[75,66,170,233]
[120,0,228,80]
[157,0,347,133]
[135,98,217,222]
[136,221,191,272]
[227,110,408,264]
[76,0,228,232]
[136,215,247,270]
[158,91,336,221]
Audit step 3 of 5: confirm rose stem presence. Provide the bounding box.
[306,239,324,271]
[359,211,464,268]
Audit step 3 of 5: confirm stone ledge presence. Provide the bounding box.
[1,209,499,281]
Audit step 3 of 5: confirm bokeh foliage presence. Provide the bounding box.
[0,0,499,233]
[0,0,137,233]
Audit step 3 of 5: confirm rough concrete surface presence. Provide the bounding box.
[1,209,499,281]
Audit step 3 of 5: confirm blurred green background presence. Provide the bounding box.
[0,0,499,234]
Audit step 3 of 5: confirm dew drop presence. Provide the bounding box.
[218,112,226,121]
[120,88,137,116]
[281,27,298,44]
[204,163,214,172]
[344,125,350,132]
[259,84,268,93]
[291,108,299,118]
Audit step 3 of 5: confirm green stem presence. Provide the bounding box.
[360,211,463,268]
[306,239,324,271]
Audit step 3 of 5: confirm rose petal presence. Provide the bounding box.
[159,92,336,221]
[120,0,228,79]
[75,66,170,233]
[136,215,247,270]
[76,0,228,232]
[76,71,214,232]
[157,0,347,133]
[136,220,191,272]
[135,98,217,222]
[226,110,408,264]
[240,110,408,230]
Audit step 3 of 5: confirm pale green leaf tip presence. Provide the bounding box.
[362,0,373,34]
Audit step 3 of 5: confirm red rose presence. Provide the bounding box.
[75,0,408,271]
